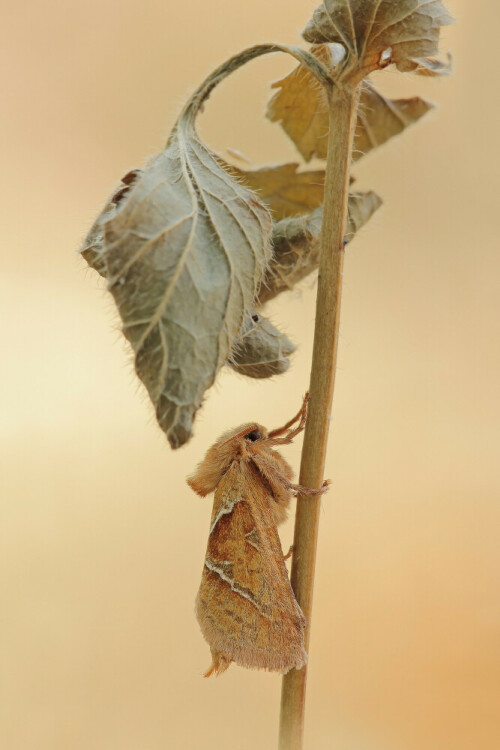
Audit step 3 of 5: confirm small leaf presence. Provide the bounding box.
[303,0,454,81]
[267,46,434,162]
[82,119,272,449]
[228,312,296,379]
[229,162,325,221]
[258,190,382,305]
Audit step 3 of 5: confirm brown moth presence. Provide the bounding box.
[187,395,328,676]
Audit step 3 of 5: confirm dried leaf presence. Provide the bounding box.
[229,162,325,221]
[79,43,337,448]
[228,312,296,379]
[82,164,299,387]
[82,118,272,449]
[258,190,382,305]
[303,0,454,80]
[267,46,434,162]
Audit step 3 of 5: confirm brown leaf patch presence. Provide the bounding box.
[229,162,325,221]
[267,46,434,162]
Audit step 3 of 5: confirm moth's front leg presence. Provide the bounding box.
[254,452,329,498]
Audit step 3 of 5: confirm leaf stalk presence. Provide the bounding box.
[176,44,332,128]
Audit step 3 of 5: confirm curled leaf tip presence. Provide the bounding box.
[229,312,296,379]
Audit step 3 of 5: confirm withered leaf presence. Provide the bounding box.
[82,170,293,384]
[228,312,295,379]
[82,118,273,449]
[229,162,325,221]
[267,45,434,162]
[303,0,454,80]
[258,190,382,305]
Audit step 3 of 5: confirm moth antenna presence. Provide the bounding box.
[265,409,308,446]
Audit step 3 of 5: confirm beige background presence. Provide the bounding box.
[1,1,499,748]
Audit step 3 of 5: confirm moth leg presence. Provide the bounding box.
[268,392,309,440]
[284,545,294,561]
[204,649,232,678]
[291,479,330,496]
[255,451,329,498]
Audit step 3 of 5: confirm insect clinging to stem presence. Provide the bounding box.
[187,393,329,677]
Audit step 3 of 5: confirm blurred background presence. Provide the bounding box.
[1,1,498,748]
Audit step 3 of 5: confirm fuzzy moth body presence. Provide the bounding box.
[187,395,328,676]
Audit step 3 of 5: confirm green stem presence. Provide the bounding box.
[278,81,361,750]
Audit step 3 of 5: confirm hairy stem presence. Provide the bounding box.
[278,82,361,750]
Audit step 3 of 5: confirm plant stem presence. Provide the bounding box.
[278,82,360,750]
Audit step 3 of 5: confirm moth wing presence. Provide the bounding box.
[196,460,306,674]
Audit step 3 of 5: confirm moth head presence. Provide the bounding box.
[218,422,268,448]
[187,422,268,497]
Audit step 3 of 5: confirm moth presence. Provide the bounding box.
[187,394,328,676]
